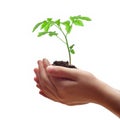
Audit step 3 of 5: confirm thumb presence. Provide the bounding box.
[46,65,79,79]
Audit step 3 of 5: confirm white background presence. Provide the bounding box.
[0,0,120,119]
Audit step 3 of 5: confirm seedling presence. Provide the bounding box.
[32,15,91,66]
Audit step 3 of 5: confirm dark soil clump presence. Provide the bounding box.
[53,61,76,68]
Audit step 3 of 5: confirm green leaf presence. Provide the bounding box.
[47,18,52,22]
[66,25,72,34]
[73,19,84,26]
[37,32,47,37]
[70,16,74,22]
[40,21,48,30]
[79,16,92,21]
[62,20,70,25]
[70,49,75,54]
[55,19,60,26]
[44,23,51,32]
[41,19,54,32]
[69,44,75,54]
[32,22,42,32]
[62,20,72,33]
[70,16,81,22]
[48,31,58,36]
[70,44,75,49]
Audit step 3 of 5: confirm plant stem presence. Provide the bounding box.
[64,34,71,65]
[59,26,71,65]
[54,24,71,65]
[56,35,66,44]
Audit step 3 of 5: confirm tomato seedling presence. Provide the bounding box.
[32,15,91,65]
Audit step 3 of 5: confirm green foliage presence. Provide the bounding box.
[78,16,92,21]
[69,44,75,54]
[32,22,42,32]
[55,19,60,26]
[33,15,91,65]
[37,32,48,37]
[37,31,58,37]
[48,31,58,36]
[62,20,72,34]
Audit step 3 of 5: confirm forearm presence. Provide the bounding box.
[93,80,120,117]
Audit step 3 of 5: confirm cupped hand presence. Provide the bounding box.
[34,59,98,105]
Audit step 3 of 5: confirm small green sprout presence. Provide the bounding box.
[32,15,91,65]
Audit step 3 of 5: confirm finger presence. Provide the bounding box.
[43,58,58,87]
[34,68,39,82]
[43,59,61,97]
[35,67,43,90]
[35,68,42,85]
[36,84,41,89]
[46,66,79,80]
[39,90,58,102]
[43,58,50,69]
[34,66,43,90]
[34,62,57,99]
[37,60,59,99]
[34,68,38,75]
[39,91,48,97]
[34,77,39,83]
[37,60,48,80]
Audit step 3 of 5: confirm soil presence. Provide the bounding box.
[52,61,76,68]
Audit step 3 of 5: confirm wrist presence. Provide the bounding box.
[92,79,120,117]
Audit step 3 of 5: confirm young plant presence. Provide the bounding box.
[32,15,91,65]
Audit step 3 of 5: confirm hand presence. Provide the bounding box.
[34,59,99,105]
[34,59,120,117]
